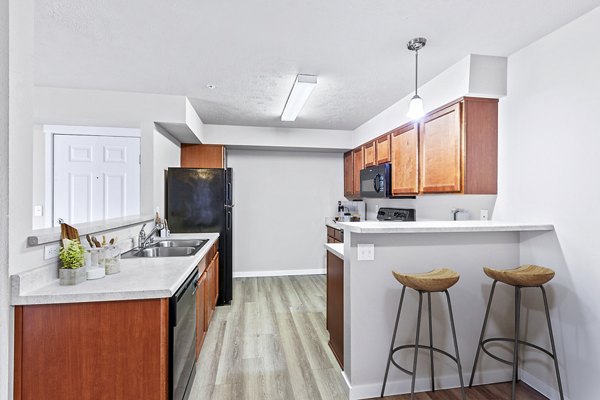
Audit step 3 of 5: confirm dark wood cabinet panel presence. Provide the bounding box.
[352,147,364,196]
[376,134,391,164]
[462,97,498,194]
[327,251,344,369]
[196,271,207,360]
[391,124,419,195]
[343,151,354,198]
[419,103,462,193]
[14,299,169,400]
[181,144,225,168]
[363,141,376,167]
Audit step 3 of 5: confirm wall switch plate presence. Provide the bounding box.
[357,243,375,261]
[44,243,61,260]
[480,209,489,220]
[33,205,43,217]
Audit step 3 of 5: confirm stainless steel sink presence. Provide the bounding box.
[151,239,207,248]
[122,239,208,258]
[136,247,197,257]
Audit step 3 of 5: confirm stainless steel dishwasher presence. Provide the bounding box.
[170,267,198,400]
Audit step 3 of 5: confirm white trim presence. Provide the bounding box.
[343,368,514,400]
[233,268,326,278]
[43,124,141,137]
[520,368,569,400]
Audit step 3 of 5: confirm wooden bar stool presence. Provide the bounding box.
[469,265,564,400]
[381,268,466,400]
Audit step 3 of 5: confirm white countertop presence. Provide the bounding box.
[335,220,554,234]
[324,243,344,259]
[11,233,219,305]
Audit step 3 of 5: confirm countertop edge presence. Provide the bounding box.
[325,243,344,259]
[336,222,555,234]
[12,233,220,306]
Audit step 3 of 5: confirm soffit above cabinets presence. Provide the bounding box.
[34,0,600,130]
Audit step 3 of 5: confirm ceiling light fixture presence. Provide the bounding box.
[281,74,317,122]
[406,37,427,120]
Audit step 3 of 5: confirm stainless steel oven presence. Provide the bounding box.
[170,267,198,400]
[360,164,391,198]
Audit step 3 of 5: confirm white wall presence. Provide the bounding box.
[153,125,181,214]
[227,149,344,276]
[494,7,600,399]
[202,123,353,151]
[0,0,9,398]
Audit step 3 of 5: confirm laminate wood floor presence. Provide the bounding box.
[190,275,347,400]
[190,275,548,400]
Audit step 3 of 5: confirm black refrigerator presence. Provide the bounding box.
[166,167,233,305]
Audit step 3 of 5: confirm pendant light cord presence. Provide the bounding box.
[414,49,419,97]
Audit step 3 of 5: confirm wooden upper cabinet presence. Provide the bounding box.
[462,97,498,194]
[343,151,354,198]
[375,134,391,164]
[352,147,364,196]
[391,125,419,195]
[419,103,462,193]
[181,144,225,168]
[363,141,376,167]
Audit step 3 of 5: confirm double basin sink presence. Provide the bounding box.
[123,239,208,258]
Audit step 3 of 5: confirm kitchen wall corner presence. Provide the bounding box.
[1,1,10,399]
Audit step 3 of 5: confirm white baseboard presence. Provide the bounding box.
[343,367,514,400]
[233,268,326,278]
[521,368,569,400]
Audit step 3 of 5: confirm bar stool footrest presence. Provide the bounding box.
[481,337,556,366]
[391,344,460,376]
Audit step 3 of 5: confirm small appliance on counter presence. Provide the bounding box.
[337,200,366,222]
[376,207,416,222]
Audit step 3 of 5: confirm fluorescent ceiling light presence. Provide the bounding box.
[281,74,317,122]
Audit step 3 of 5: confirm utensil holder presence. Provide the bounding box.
[103,245,121,275]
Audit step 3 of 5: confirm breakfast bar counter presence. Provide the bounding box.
[330,220,554,399]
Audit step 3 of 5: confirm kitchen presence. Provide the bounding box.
[2,1,600,400]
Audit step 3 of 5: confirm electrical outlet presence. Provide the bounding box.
[33,205,43,217]
[480,209,489,221]
[357,243,375,261]
[44,243,61,260]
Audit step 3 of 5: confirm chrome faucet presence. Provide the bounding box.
[138,221,164,249]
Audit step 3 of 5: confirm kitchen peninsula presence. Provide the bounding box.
[325,220,555,399]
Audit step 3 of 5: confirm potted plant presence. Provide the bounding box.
[59,239,87,285]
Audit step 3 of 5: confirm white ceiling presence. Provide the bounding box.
[34,0,600,130]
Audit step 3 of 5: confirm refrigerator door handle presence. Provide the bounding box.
[226,211,232,230]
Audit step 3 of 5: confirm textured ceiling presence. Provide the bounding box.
[34,0,600,130]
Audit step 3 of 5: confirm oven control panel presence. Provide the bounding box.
[376,207,416,222]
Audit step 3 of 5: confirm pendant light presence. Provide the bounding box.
[406,37,427,120]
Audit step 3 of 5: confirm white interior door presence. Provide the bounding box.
[53,134,140,226]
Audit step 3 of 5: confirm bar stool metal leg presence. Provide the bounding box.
[410,292,424,400]
[445,290,466,400]
[427,292,435,392]
[469,280,498,387]
[540,286,565,400]
[381,286,407,397]
[511,287,522,400]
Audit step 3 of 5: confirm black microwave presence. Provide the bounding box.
[360,164,391,198]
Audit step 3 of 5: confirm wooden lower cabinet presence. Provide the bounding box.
[14,299,169,400]
[326,251,344,369]
[196,271,207,360]
[326,226,343,244]
[203,251,219,335]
